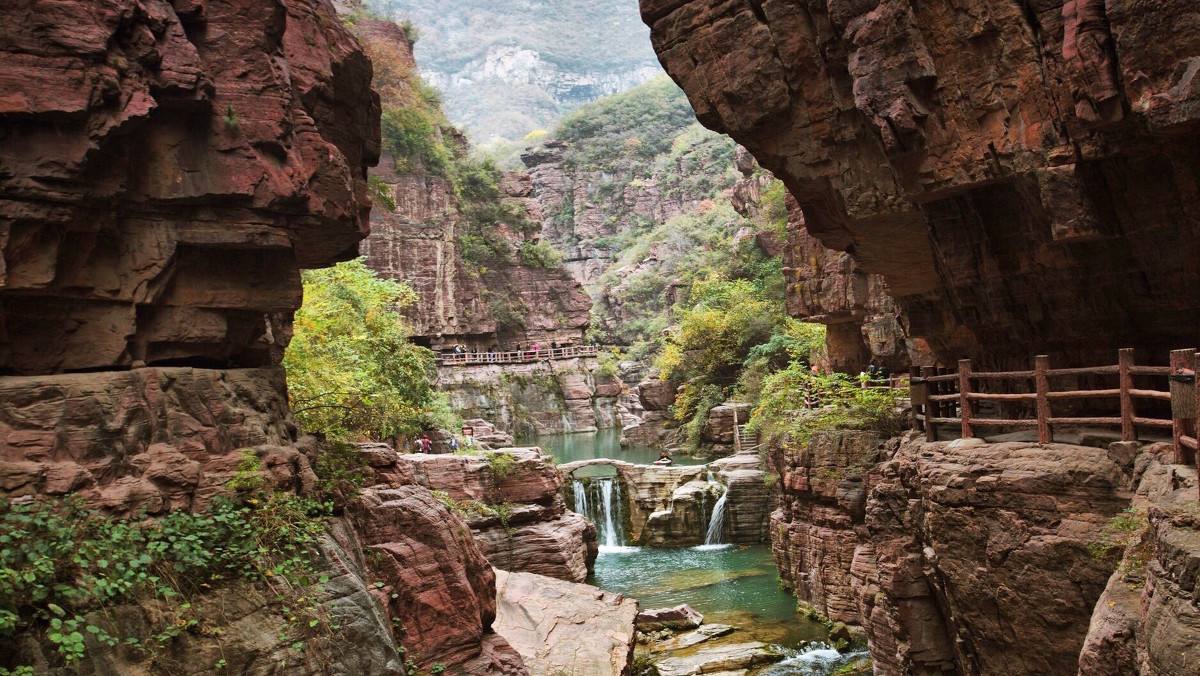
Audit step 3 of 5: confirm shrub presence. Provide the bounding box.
[486,452,517,481]
[518,241,563,269]
[0,493,329,667]
[283,259,438,441]
[748,366,907,444]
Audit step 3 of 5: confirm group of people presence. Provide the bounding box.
[411,427,477,454]
[859,362,894,384]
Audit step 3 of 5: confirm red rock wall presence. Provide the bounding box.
[641,0,1200,366]
[771,432,1132,675]
[0,0,379,374]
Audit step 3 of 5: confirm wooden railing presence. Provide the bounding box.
[911,348,1199,488]
[436,344,600,366]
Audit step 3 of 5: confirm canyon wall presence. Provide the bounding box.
[771,432,1135,675]
[0,0,377,508]
[641,0,1200,366]
[436,358,623,436]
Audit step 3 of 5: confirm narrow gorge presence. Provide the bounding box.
[1,1,1198,676]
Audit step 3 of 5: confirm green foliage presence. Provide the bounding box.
[368,175,396,212]
[631,653,661,676]
[381,106,451,176]
[759,180,790,240]
[749,365,907,444]
[222,105,239,132]
[1088,508,1147,562]
[284,259,438,441]
[676,383,725,450]
[0,492,329,666]
[486,452,517,481]
[518,240,563,269]
[557,77,697,170]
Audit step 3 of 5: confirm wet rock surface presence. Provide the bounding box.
[641,0,1200,365]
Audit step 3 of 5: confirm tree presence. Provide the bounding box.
[283,259,440,441]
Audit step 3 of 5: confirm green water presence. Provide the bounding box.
[530,429,867,674]
[521,428,709,466]
[592,545,818,645]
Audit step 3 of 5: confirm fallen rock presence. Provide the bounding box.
[653,623,736,652]
[494,569,638,676]
[654,641,784,676]
[636,604,704,631]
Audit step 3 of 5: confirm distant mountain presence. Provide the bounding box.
[365,0,663,145]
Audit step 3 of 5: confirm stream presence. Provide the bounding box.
[525,430,869,675]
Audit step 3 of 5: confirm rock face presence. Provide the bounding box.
[377,448,597,583]
[1076,443,1200,676]
[493,569,639,676]
[0,367,308,513]
[642,0,1200,365]
[354,18,591,353]
[709,450,773,545]
[771,432,1134,675]
[353,485,527,674]
[437,358,623,436]
[0,0,379,374]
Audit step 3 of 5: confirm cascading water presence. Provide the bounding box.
[703,488,728,546]
[571,476,627,550]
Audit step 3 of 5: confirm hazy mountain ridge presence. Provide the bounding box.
[366,0,662,143]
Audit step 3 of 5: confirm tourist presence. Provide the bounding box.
[654,450,674,466]
[448,436,459,452]
[419,433,432,453]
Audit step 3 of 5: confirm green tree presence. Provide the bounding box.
[283,260,439,441]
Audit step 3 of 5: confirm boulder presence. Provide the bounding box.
[637,376,678,411]
[654,641,784,676]
[652,624,736,652]
[493,570,638,676]
[636,604,704,631]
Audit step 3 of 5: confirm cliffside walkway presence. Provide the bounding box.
[436,345,600,366]
[911,347,1199,497]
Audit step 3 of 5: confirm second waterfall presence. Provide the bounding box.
[573,476,628,550]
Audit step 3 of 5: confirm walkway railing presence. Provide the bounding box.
[911,348,1198,495]
[436,344,600,366]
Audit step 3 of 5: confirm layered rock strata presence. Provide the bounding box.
[0,0,379,374]
[772,432,1137,675]
[436,357,623,436]
[709,450,773,545]
[493,569,639,676]
[372,447,597,583]
[641,0,1200,365]
[357,23,590,352]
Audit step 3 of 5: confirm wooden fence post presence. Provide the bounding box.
[922,366,938,442]
[958,359,973,439]
[909,366,923,431]
[1118,348,1135,442]
[1034,355,1051,444]
[1170,349,1196,465]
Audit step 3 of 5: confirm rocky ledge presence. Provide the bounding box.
[366,446,597,583]
[771,430,1200,675]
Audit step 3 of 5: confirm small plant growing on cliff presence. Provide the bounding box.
[1087,507,1147,563]
[518,240,563,269]
[222,105,239,132]
[486,452,517,481]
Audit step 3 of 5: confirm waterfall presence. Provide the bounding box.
[599,478,619,548]
[703,487,728,546]
[571,476,627,551]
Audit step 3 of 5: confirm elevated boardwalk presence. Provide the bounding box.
[436,345,599,367]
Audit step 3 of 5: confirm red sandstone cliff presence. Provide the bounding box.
[641,0,1200,366]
